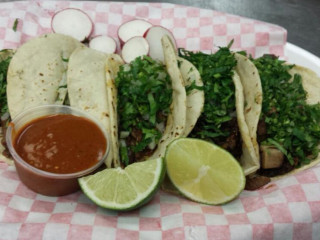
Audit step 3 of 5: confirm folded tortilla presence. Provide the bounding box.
[7,33,82,119]
[149,36,187,159]
[234,53,262,175]
[177,56,204,137]
[67,46,123,168]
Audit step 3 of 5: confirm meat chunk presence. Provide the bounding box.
[260,145,284,169]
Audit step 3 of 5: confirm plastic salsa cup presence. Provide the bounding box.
[6,105,110,196]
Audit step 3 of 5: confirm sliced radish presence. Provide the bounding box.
[118,19,152,46]
[51,8,93,42]
[144,26,177,62]
[121,36,149,63]
[89,36,117,54]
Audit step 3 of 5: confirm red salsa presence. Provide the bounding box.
[13,114,107,174]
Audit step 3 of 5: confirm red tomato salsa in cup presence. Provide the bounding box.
[6,105,109,196]
[13,114,107,174]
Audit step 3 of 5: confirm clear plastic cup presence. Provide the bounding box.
[6,105,109,196]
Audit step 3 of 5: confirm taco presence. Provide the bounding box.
[245,55,320,190]
[116,35,187,166]
[178,47,262,176]
[67,46,123,168]
[6,33,82,119]
[67,35,192,168]
[0,34,82,163]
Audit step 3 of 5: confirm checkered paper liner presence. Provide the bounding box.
[0,1,319,239]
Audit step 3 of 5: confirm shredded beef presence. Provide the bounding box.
[131,127,142,142]
[245,175,271,190]
[216,117,242,159]
[125,127,155,164]
[257,119,267,143]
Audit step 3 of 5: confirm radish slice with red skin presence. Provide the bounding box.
[121,36,149,63]
[144,26,177,62]
[118,19,152,46]
[51,8,93,42]
[89,36,117,54]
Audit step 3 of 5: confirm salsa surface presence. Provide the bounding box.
[14,114,107,174]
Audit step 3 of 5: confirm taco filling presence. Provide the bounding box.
[0,50,13,160]
[179,47,242,157]
[116,56,173,166]
[252,55,320,177]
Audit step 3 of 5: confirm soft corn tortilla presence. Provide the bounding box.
[149,35,187,159]
[67,46,123,168]
[7,33,82,119]
[234,53,262,175]
[177,56,204,137]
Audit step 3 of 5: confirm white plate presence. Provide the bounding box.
[285,43,320,76]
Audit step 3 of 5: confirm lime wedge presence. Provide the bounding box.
[79,158,165,211]
[165,138,245,205]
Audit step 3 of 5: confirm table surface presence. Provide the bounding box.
[2,0,319,57]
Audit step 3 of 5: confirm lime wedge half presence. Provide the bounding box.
[79,157,165,211]
[165,138,245,205]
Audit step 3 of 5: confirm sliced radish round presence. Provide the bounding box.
[89,36,117,54]
[51,8,93,42]
[118,19,152,46]
[121,36,149,63]
[145,26,177,62]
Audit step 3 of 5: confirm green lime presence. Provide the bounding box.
[79,157,165,211]
[165,138,245,205]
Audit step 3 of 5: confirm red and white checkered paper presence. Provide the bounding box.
[0,1,319,240]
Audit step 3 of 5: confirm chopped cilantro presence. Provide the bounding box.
[61,56,69,62]
[252,55,320,166]
[179,47,237,141]
[116,56,172,165]
[58,84,67,89]
[0,51,12,115]
[12,19,18,32]
[185,80,204,95]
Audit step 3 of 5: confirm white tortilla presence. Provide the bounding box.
[7,33,82,119]
[105,54,124,168]
[67,47,123,168]
[150,35,187,159]
[234,53,262,175]
[233,71,260,175]
[177,56,204,137]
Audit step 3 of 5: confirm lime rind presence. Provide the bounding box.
[165,138,246,205]
[79,157,165,211]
